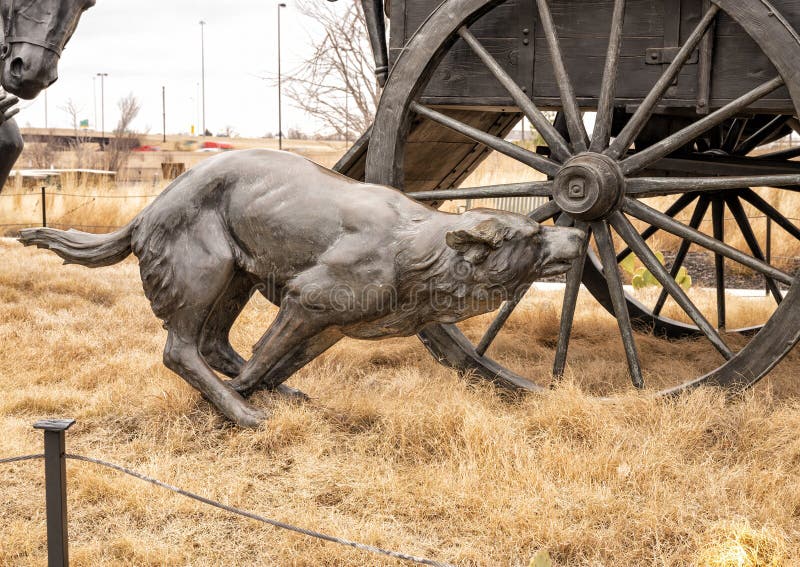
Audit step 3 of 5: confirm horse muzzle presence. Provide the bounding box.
[1,42,59,99]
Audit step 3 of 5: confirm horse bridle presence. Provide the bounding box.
[0,0,65,61]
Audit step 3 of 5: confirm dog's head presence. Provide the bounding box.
[445,209,585,281]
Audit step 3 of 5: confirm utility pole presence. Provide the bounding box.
[44,90,48,129]
[96,73,108,150]
[92,76,97,130]
[199,20,206,136]
[162,86,167,143]
[345,50,349,148]
[277,3,286,150]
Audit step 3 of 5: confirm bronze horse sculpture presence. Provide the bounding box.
[20,150,585,427]
[0,0,96,190]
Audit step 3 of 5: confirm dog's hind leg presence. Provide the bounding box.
[200,274,256,378]
[145,219,267,427]
[227,299,337,398]
[164,306,266,428]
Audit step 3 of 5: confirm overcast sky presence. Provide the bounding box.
[14,0,342,138]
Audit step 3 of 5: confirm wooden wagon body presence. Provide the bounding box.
[337,0,800,396]
[393,0,800,114]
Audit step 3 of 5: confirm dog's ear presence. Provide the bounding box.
[446,219,511,264]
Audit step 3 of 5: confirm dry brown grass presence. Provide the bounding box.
[2,240,800,566]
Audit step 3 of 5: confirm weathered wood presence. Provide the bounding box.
[553,220,589,379]
[411,180,553,201]
[623,197,794,285]
[411,101,561,175]
[611,209,734,360]
[653,196,711,316]
[626,173,800,196]
[593,219,644,387]
[371,0,800,396]
[591,0,626,152]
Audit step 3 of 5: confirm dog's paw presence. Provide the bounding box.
[232,404,268,428]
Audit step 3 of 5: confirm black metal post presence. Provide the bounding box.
[97,73,107,151]
[41,187,47,228]
[766,217,772,296]
[33,419,76,567]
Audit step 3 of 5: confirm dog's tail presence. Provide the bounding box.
[18,224,134,268]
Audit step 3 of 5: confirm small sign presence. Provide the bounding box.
[79,119,90,129]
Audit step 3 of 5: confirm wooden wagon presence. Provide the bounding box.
[335,0,800,394]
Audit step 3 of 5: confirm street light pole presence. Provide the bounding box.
[162,86,167,143]
[96,72,108,150]
[277,3,286,150]
[93,76,97,130]
[199,20,206,136]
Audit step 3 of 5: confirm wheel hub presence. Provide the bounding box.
[552,153,625,221]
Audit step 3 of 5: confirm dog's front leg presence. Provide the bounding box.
[228,300,330,398]
[235,328,342,398]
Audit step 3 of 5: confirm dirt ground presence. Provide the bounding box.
[1,239,799,566]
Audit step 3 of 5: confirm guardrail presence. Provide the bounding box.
[1,419,456,567]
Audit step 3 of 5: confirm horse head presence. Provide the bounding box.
[0,0,95,99]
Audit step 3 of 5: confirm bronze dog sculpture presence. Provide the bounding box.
[20,150,584,427]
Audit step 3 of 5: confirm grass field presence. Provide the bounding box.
[1,240,799,566]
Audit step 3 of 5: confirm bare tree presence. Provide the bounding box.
[25,133,59,169]
[280,1,379,140]
[106,93,141,173]
[60,98,95,169]
[219,125,237,138]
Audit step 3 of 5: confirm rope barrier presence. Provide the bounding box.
[0,223,123,230]
[65,454,457,567]
[0,192,160,198]
[0,453,44,465]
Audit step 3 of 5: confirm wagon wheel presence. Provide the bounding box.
[584,113,800,340]
[366,0,800,394]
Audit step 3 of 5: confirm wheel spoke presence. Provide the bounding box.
[609,211,733,360]
[621,76,786,175]
[735,115,790,156]
[411,181,554,202]
[739,188,800,241]
[592,220,644,388]
[623,197,794,285]
[755,145,800,161]
[529,199,561,223]
[476,297,522,357]
[457,27,572,162]
[626,172,800,196]
[722,118,748,154]
[606,4,720,159]
[653,196,711,316]
[535,0,589,152]
[726,195,784,304]
[553,221,590,379]
[711,198,727,329]
[616,193,697,263]
[410,102,561,176]
[590,0,627,152]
